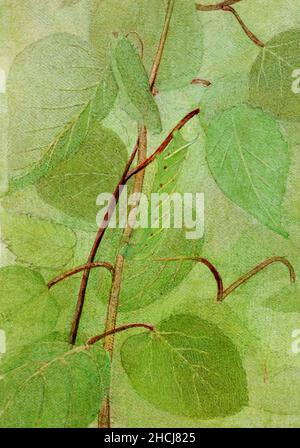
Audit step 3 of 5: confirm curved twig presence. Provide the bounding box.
[222,6,265,47]
[196,1,265,48]
[221,256,296,301]
[86,323,155,346]
[47,262,114,290]
[154,256,224,301]
[125,31,144,58]
[125,108,200,182]
[155,256,296,303]
[196,0,242,11]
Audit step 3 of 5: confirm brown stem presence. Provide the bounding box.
[69,110,198,345]
[222,6,265,48]
[196,1,265,48]
[47,262,114,290]
[221,256,296,301]
[149,0,175,90]
[191,78,212,87]
[86,322,155,346]
[155,256,224,301]
[196,0,242,11]
[155,256,296,303]
[69,138,140,345]
[99,0,176,427]
[125,108,200,182]
[98,127,148,428]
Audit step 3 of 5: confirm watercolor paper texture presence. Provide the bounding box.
[0,0,300,428]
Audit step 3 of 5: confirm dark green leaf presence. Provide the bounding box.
[250,29,300,121]
[121,314,248,419]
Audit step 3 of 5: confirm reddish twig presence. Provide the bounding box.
[221,256,296,301]
[222,5,265,48]
[69,109,200,345]
[125,108,200,181]
[196,1,265,48]
[69,137,140,345]
[155,256,295,303]
[86,323,155,346]
[155,256,224,301]
[47,262,114,290]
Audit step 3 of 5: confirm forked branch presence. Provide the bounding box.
[69,108,200,345]
[196,0,242,10]
[125,108,200,181]
[156,256,296,302]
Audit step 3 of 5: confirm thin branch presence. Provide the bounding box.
[196,0,242,11]
[155,256,224,301]
[221,256,296,301]
[196,1,265,48]
[149,0,175,90]
[125,108,200,181]
[69,137,140,345]
[86,323,155,346]
[222,6,265,48]
[47,262,114,290]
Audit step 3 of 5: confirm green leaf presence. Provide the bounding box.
[0,266,58,352]
[206,105,290,237]
[112,37,162,133]
[103,132,203,312]
[249,28,300,121]
[7,32,118,191]
[36,123,128,225]
[0,341,109,428]
[121,314,248,419]
[1,212,76,269]
[90,0,203,91]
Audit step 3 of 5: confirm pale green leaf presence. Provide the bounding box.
[206,105,289,237]
[112,37,162,133]
[7,32,118,191]
[90,0,203,91]
[102,132,203,312]
[121,314,248,419]
[1,212,76,269]
[250,28,300,121]
[0,342,109,428]
[0,266,58,352]
[36,123,127,225]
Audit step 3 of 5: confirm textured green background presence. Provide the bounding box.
[0,0,300,427]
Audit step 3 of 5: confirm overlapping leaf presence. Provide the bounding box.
[0,266,58,351]
[7,32,117,191]
[1,212,76,269]
[36,123,128,225]
[0,342,109,428]
[121,314,248,419]
[112,37,162,133]
[114,132,203,312]
[90,0,203,91]
[250,29,300,121]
